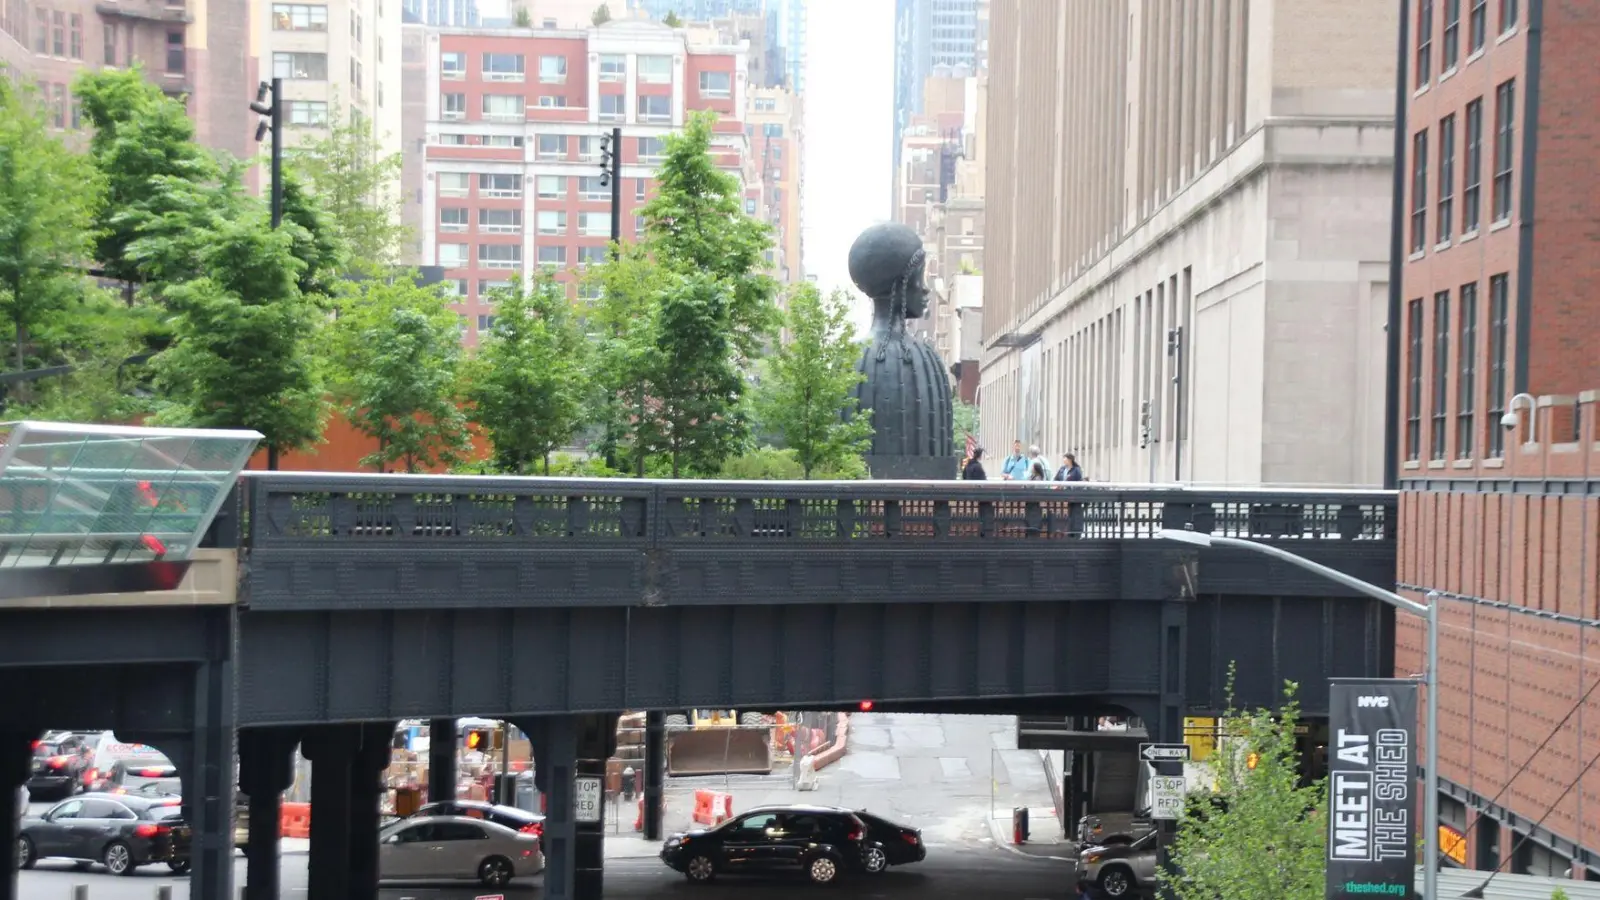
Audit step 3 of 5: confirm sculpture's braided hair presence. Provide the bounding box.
[877,246,926,362]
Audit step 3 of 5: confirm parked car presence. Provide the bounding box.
[834,808,925,874]
[378,815,543,887]
[17,793,191,876]
[659,804,868,886]
[405,800,544,853]
[1077,828,1158,898]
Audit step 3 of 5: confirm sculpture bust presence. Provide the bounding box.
[846,223,956,480]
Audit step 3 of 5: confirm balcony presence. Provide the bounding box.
[482,112,524,124]
[439,222,467,233]
[480,257,520,270]
[441,110,466,121]
[480,189,522,200]
[95,0,192,22]
[483,71,524,83]
[480,224,521,235]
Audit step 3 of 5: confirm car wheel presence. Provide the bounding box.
[862,845,889,874]
[168,860,191,875]
[806,854,840,885]
[1098,866,1134,898]
[103,841,137,876]
[16,836,35,870]
[684,853,716,883]
[477,855,514,887]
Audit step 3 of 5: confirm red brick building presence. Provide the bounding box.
[1397,0,1600,879]
[412,19,750,346]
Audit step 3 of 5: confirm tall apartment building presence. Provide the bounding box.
[255,0,401,167]
[773,0,799,92]
[0,0,251,158]
[981,0,1397,486]
[1394,0,1600,879]
[411,18,749,345]
[402,0,479,28]
[891,0,977,179]
[746,85,801,282]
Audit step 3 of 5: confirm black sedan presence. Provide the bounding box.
[17,793,192,876]
[840,809,925,874]
[27,735,92,799]
[660,804,868,886]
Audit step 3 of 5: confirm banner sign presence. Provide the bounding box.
[1326,678,1418,900]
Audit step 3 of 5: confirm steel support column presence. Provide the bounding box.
[239,728,299,900]
[349,723,392,900]
[1153,601,1189,899]
[190,655,237,900]
[428,717,456,802]
[302,726,356,900]
[1,731,32,900]
[642,710,665,840]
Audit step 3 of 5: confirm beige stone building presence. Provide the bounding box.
[980,0,1396,486]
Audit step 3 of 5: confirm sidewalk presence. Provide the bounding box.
[985,806,1076,861]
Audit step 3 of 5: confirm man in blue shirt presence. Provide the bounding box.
[1001,440,1031,480]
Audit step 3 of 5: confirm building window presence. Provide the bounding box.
[438,172,469,197]
[598,94,625,122]
[479,244,521,269]
[635,179,646,201]
[1441,0,1459,70]
[70,98,81,128]
[51,10,63,55]
[437,242,468,267]
[103,23,117,64]
[637,94,670,123]
[165,30,184,74]
[538,54,566,83]
[536,245,566,265]
[1410,129,1427,254]
[68,12,79,58]
[536,175,567,199]
[437,133,466,146]
[599,53,625,81]
[536,134,567,160]
[1492,79,1514,222]
[1431,291,1449,460]
[763,122,784,138]
[1437,114,1454,244]
[578,176,607,201]
[1468,0,1486,51]
[698,70,730,98]
[439,207,468,232]
[536,210,566,234]
[272,4,328,31]
[478,208,521,234]
[1462,98,1482,232]
[1457,281,1477,459]
[482,52,523,81]
[485,135,522,148]
[1415,0,1432,89]
[48,83,64,127]
[349,58,362,90]
[440,51,464,79]
[637,54,671,83]
[1487,274,1509,457]
[637,136,663,162]
[1406,298,1423,461]
[633,214,645,236]
[576,245,606,266]
[477,314,498,331]
[537,95,567,108]
[349,11,360,42]
[439,279,465,297]
[578,212,608,237]
[1498,0,1516,33]
[272,51,326,80]
[33,9,46,53]
[482,94,524,122]
[288,99,329,125]
[744,197,756,215]
[577,135,601,160]
[479,280,511,297]
[477,173,521,198]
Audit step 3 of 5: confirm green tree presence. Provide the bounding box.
[329,277,471,473]
[639,110,777,362]
[637,274,748,477]
[149,211,327,468]
[585,243,668,475]
[952,399,979,455]
[662,10,682,26]
[756,285,871,478]
[0,81,103,375]
[512,5,531,26]
[466,275,587,474]
[1163,675,1326,900]
[289,107,404,273]
[279,169,347,297]
[591,3,611,25]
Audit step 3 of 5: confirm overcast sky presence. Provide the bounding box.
[800,0,893,332]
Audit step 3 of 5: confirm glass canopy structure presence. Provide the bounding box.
[0,421,262,570]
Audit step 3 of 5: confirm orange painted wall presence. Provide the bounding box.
[244,410,492,473]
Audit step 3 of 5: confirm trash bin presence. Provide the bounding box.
[1012,807,1030,845]
[514,771,538,813]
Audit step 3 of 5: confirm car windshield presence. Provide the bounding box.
[127,777,183,795]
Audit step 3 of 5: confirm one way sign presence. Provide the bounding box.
[1139,743,1191,762]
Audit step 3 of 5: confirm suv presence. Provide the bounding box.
[17,793,192,876]
[659,805,867,886]
[1077,828,1158,898]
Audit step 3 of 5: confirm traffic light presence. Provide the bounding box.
[465,728,492,751]
[858,700,874,712]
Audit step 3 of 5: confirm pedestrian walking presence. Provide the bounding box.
[962,447,988,480]
[1001,440,1030,480]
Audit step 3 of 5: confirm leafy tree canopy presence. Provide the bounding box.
[637,273,748,477]
[591,3,611,25]
[756,284,871,477]
[288,107,403,274]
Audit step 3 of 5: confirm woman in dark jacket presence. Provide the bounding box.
[962,447,987,480]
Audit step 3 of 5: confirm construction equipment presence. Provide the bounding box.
[661,710,774,777]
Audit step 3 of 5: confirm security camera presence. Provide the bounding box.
[1501,411,1520,430]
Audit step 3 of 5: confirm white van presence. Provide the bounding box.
[82,733,170,792]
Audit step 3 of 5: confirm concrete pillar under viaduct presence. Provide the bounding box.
[521,713,615,900]
[238,727,299,900]
[1,731,32,900]
[428,717,456,803]
[301,723,393,900]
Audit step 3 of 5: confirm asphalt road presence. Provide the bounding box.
[16,847,1073,899]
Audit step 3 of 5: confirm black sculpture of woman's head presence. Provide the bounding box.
[848,222,929,323]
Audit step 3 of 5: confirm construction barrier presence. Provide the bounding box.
[666,726,773,777]
[691,790,732,827]
[280,802,310,839]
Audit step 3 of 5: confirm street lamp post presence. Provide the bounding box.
[249,79,284,229]
[1156,528,1441,900]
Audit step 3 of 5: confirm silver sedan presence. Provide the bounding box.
[378,814,544,887]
